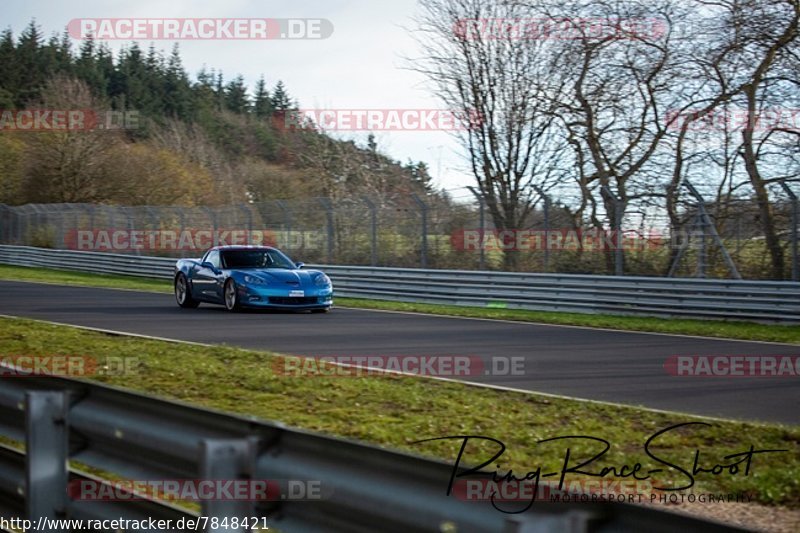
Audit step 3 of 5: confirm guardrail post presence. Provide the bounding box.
[362,196,378,266]
[780,181,798,281]
[25,391,69,529]
[411,194,428,268]
[200,439,255,532]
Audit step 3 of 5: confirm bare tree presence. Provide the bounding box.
[23,76,122,203]
[735,0,799,278]
[412,0,571,270]
[538,0,696,273]
[664,0,799,278]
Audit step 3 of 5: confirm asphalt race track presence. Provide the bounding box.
[1,280,798,424]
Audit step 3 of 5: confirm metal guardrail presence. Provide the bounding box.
[0,374,743,532]
[0,245,177,280]
[1,245,799,322]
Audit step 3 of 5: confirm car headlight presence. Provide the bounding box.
[244,275,266,285]
[314,273,332,287]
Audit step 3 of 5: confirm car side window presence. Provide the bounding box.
[205,251,221,269]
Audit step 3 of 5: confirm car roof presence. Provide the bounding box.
[203,246,282,256]
[208,245,278,252]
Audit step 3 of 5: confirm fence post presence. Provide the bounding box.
[106,205,115,233]
[362,196,378,266]
[125,208,139,257]
[17,205,23,245]
[697,211,708,278]
[201,207,218,248]
[74,206,83,252]
[274,200,291,250]
[317,198,335,263]
[682,181,741,279]
[533,186,551,273]
[177,206,186,248]
[411,194,428,268]
[668,219,690,278]
[32,205,47,247]
[601,185,623,276]
[0,204,8,244]
[466,187,486,270]
[780,181,798,281]
[25,391,69,529]
[145,206,159,254]
[238,204,253,245]
[87,204,95,234]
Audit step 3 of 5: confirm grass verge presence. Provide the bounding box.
[1,263,799,343]
[0,316,797,508]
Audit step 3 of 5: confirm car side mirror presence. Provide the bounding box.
[201,261,217,272]
[295,262,305,269]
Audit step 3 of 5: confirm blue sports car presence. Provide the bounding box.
[174,245,333,312]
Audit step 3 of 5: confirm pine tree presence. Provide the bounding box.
[0,29,18,104]
[252,76,271,117]
[75,35,106,94]
[15,20,44,105]
[94,43,114,92]
[164,44,192,120]
[270,80,293,112]
[224,75,249,114]
[408,161,434,193]
[40,31,72,78]
[193,66,216,110]
[215,71,224,111]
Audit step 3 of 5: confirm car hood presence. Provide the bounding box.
[231,268,324,285]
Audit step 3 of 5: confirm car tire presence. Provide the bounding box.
[224,279,241,312]
[311,308,330,313]
[175,273,199,308]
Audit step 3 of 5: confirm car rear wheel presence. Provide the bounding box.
[175,274,199,308]
[224,279,241,312]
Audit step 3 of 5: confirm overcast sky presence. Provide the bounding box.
[4,0,475,199]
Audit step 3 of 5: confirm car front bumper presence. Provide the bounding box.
[238,284,333,309]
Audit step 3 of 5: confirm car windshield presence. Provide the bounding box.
[220,249,296,270]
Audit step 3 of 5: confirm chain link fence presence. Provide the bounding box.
[0,185,797,279]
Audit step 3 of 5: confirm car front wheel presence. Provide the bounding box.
[224,279,241,312]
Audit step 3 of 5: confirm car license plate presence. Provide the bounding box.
[289,290,305,297]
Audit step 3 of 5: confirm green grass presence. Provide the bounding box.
[0,264,170,293]
[338,298,800,343]
[1,263,799,343]
[0,316,797,508]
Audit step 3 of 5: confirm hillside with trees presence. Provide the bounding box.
[0,21,438,207]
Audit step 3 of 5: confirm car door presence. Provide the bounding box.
[192,250,224,303]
